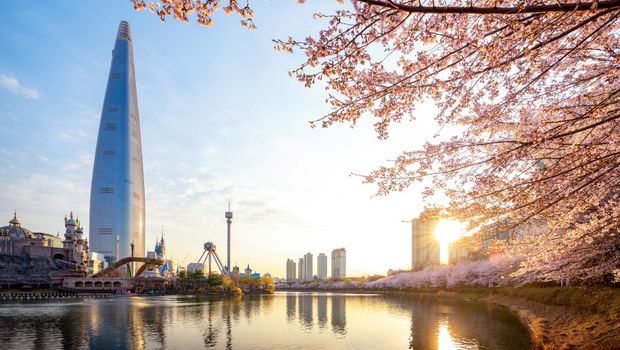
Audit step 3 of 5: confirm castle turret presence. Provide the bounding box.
[62,212,90,266]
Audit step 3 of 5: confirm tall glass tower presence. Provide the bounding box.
[89,21,145,264]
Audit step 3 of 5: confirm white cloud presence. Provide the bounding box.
[0,74,40,99]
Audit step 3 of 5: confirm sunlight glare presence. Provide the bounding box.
[437,320,458,350]
[435,220,466,265]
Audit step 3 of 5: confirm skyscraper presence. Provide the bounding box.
[331,248,346,278]
[298,257,305,282]
[304,252,313,281]
[411,208,440,270]
[317,253,327,280]
[286,258,297,282]
[89,21,145,264]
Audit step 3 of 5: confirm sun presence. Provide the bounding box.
[435,220,466,265]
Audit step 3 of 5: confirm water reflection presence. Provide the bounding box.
[203,302,219,348]
[286,294,296,322]
[0,293,532,349]
[437,319,478,350]
[331,294,347,336]
[317,294,327,330]
[298,294,313,329]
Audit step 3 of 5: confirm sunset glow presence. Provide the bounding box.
[435,220,466,265]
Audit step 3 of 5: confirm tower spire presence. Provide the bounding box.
[225,202,233,274]
[9,211,20,226]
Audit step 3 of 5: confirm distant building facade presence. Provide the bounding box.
[286,258,296,282]
[245,264,253,276]
[317,253,327,280]
[455,218,548,262]
[304,252,313,281]
[146,233,176,277]
[187,263,204,273]
[0,212,89,267]
[387,268,406,276]
[411,209,440,270]
[331,248,346,278]
[298,257,305,281]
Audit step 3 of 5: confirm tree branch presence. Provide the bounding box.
[358,0,620,14]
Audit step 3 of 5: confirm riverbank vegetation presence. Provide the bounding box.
[175,271,274,295]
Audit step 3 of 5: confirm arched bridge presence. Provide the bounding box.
[93,257,165,278]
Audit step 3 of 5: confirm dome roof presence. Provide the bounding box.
[65,212,77,226]
[0,212,58,241]
[9,211,20,226]
[0,226,34,239]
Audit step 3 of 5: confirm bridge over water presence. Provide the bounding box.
[92,257,165,278]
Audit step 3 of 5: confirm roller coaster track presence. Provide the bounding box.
[92,257,165,277]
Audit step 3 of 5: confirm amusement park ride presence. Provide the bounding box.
[196,242,228,275]
[195,203,234,276]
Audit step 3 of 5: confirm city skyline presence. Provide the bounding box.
[0,2,433,277]
[286,252,332,281]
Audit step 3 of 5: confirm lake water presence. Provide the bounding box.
[0,291,532,349]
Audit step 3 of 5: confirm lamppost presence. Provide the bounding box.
[130,241,135,277]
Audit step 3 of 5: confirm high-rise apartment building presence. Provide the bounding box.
[90,21,145,264]
[411,208,440,269]
[331,248,346,278]
[304,252,313,281]
[298,257,305,281]
[286,258,296,282]
[317,253,327,280]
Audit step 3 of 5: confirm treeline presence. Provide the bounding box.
[175,271,274,294]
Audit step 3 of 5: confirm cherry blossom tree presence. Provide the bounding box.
[131,0,620,283]
[130,0,256,28]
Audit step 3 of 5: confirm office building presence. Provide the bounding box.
[89,21,146,265]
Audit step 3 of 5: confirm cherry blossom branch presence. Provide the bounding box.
[358,0,620,14]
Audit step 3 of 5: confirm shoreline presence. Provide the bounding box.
[4,286,618,348]
[276,286,620,349]
[388,287,619,350]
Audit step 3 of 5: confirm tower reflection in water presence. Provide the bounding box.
[0,293,532,349]
[293,293,347,335]
[330,294,346,335]
[298,293,313,329]
[317,294,327,329]
[286,293,296,322]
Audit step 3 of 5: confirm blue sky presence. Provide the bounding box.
[0,1,438,276]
